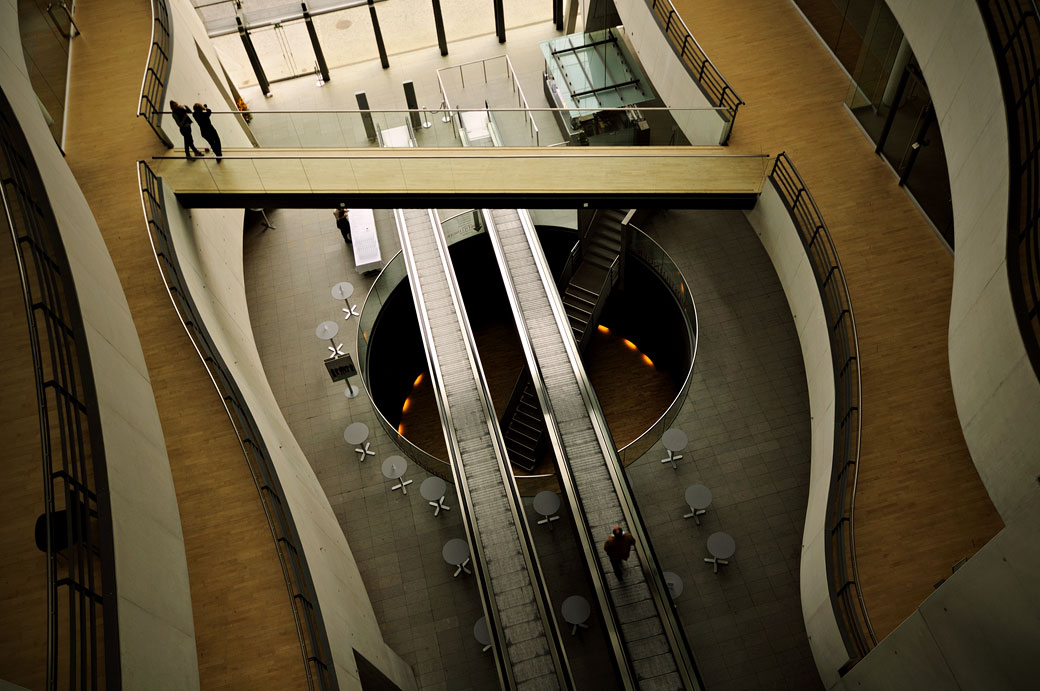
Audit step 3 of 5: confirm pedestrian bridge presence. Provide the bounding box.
[149,147,770,208]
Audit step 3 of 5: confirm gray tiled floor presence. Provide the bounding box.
[238,18,820,689]
[627,209,821,691]
[243,206,821,690]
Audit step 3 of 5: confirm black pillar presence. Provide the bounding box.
[302,3,330,83]
[368,0,389,69]
[431,0,448,56]
[553,0,563,30]
[493,0,505,43]
[237,17,271,96]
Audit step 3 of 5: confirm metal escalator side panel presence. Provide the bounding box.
[392,208,574,691]
[486,207,701,690]
[482,208,638,690]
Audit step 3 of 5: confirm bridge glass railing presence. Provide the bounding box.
[164,106,735,148]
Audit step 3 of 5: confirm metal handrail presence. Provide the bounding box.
[1,91,118,690]
[615,225,699,464]
[137,161,336,689]
[768,152,872,667]
[978,0,1040,381]
[46,1,81,38]
[436,55,540,148]
[138,0,175,148]
[354,210,557,488]
[646,0,743,142]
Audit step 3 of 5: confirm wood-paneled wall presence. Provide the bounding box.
[60,1,307,688]
[670,0,1003,640]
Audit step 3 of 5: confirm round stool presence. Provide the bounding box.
[660,428,688,469]
[532,491,561,529]
[381,455,413,494]
[315,320,344,358]
[682,484,712,524]
[420,476,450,516]
[473,617,491,652]
[705,532,736,573]
[343,422,373,461]
[561,595,591,635]
[442,538,471,577]
[664,571,684,599]
[332,281,359,320]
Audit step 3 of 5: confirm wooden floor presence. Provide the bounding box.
[670,0,1004,639]
[0,200,47,690]
[60,1,306,688]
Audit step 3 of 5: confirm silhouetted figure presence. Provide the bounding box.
[170,100,203,159]
[334,208,351,244]
[193,103,222,161]
[604,525,636,579]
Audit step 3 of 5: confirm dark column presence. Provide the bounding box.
[302,3,330,83]
[553,0,563,30]
[356,91,376,142]
[237,17,271,96]
[431,0,448,56]
[368,0,389,69]
[493,0,505,43]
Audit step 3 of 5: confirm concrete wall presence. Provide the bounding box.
[0,0,201,687]
[612,0,729,144]
[161,0,251,148]
[834,495,1039,691]
[745,182,847,687]
[160,194,415,691]
[887,0,1040,521]
[156,2,414,687]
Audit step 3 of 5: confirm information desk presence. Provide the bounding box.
[348,208,382,274]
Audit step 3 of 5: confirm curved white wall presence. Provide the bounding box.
[745,182,847,687]
[0,0,200,686]
[888,0,1039,522]
[155,2,414,687]
[613,0,729,144]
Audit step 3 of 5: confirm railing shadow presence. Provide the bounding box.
[646,0,744,143]
[138,0,174,148]
[137,161,335,690]
[768,152,873,670]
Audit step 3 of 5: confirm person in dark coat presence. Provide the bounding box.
[192,103,222,161]
[604,525,636,579]
[334,208,351,244]
[170,100,203,160]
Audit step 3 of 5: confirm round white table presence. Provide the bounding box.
[664,571,684,599]
[420,476,450,516]
[682,484,712,524]
[532,491,561,529]
[660,428,688,469]
[473,617,491,652]
[343,422,374,461]
[705,531,736,573]
[381,455,413,494]
[442,538,471,577]
[315,320,344,357]
[331,281,359,320]
[561,595,591,635]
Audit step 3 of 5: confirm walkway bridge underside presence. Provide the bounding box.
[150,147,767,208]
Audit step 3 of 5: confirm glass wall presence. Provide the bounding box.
[797,0,954,249]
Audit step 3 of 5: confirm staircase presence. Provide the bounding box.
[500,209,630,471]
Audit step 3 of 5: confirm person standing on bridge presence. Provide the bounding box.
[604,525,636,579]
[170,100,203,160]
[193,103,222,162]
